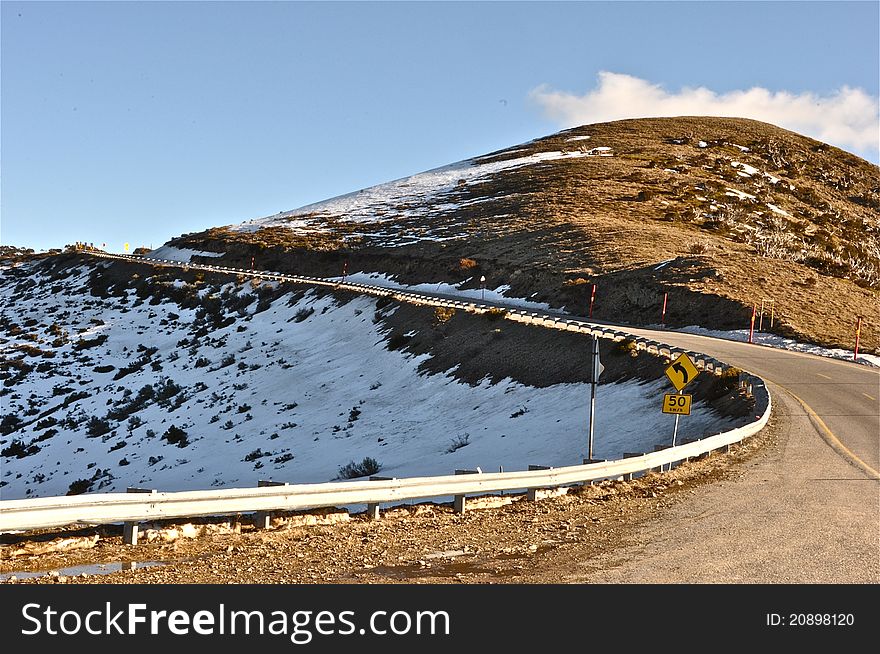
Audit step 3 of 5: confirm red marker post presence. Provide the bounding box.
[854,316,863,362]
[661,292,668,327]
[589,284,597,319]
[342,260,348,284]
[749,304,757,343]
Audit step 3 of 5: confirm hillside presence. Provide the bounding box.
[168,117,880,352]
[0,255,752,500]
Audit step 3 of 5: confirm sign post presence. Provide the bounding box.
[661,292,668,327]
[663,353,699,458]
[587,335,604,461]
[480,275,486,301]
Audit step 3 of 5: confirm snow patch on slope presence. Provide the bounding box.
[675,326,880,368]
[147,246,225,263]
[0,261,739,500]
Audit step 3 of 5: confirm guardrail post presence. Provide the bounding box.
[366,476,396,520]
[526,465,554,501]
[254,480,289,529]
[653,445,673,472]
[582,458,608,483]
[453,468,481,513]
[622,453,642,480]
[123,487,156,545]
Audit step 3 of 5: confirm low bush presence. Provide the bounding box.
[337,456,381,479]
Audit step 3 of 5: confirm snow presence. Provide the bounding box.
[767,203,792,217]
[565,135,592,142]
[731,161,759,176]
[675,326,880,368]
[698,141,708,148]
[0,260,741,501]
[725,188,757,201]
[339,272,554,311]
[228,148,605,241]
[146,246,225,263]
[731,143,750,152]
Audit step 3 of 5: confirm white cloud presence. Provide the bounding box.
[530,72,879,160]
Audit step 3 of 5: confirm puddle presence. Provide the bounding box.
[1,560,165,581]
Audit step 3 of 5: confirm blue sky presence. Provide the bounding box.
[2,1,878,252]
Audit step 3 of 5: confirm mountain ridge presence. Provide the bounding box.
[166,116,879,352]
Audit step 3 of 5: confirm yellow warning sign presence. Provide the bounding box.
[123,243,130,253]
[662,393,692,415]
[665,352,699,391]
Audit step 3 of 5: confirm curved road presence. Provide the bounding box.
[98,253,880,580]
[625,327,879,477]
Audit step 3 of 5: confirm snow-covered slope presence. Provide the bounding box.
[0,257,740,501]
[230,148,608,246]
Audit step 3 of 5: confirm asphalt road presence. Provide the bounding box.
[623,326,880,478]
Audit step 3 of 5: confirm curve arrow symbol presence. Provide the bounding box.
[672,362,689,384]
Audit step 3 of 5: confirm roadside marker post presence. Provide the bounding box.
[769,300,775,329]
[759,299,765,331]
[589,283,597,318]
[854,316,863,362]
[749,304,757,343]
[661,292,668,327]
[587,335,604,461]
[480,275,486,301]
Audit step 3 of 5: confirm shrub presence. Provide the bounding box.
[194,357,210,368]
[0,414,23,435]
[616,338,638,356]
[719,366,743,391]
[66,478,93,495]
[459,258,478,270]
[161,424,189,448]
[244,448,266,462]
[293,307,314,323]
[484,307,508,321]
[434,307,455,324]
[86,415,112,437]
[337,456,381,479]
[445,434,470,453]
[1,438,40,459]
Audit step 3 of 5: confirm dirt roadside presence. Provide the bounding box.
[3,384,875,584]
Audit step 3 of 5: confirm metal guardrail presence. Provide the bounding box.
[0,252,771,532]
